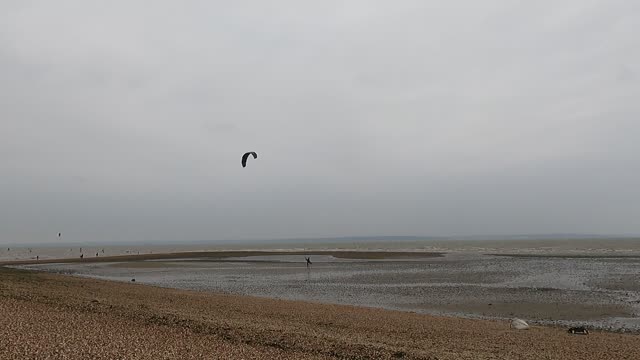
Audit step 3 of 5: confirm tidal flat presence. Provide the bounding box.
[19,249,640,332]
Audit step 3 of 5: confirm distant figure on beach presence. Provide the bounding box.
[36,256,39,261]
[102,249,104,253]
[96,252,98,257]
[58,232,61,238]
[7,248,9,251]
[305,257,312,268]
[80,254,84,259]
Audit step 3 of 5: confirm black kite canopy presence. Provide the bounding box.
[241,152,257,168]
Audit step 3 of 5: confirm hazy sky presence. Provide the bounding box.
[1,1,639,243]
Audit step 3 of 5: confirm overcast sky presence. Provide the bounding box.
[1,1,639,243]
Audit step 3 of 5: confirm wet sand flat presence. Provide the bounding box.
[23,250,640,332]
[2,267,640,360]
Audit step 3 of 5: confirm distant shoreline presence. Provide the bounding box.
[7,247,640,266]
[0,250,443,266]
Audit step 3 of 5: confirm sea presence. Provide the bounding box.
[4,237,640,262]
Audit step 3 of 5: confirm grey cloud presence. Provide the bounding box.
[1,1,639,243]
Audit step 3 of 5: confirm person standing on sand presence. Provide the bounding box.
[36,256,39,261]
[80,254,84,259]
[305,257,312,268]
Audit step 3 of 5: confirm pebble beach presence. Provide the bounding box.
[2,265,640,359]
